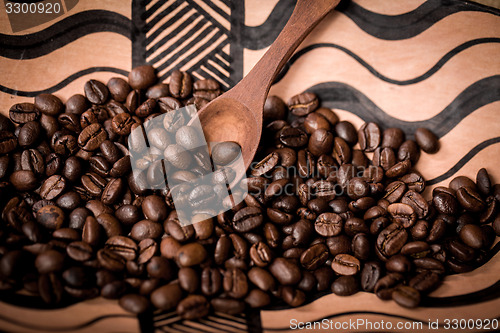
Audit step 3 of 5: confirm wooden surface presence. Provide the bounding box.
[0,0,500,332]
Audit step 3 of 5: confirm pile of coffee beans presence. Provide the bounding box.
[0,65,499,320]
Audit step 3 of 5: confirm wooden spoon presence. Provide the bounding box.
[197,0,341,170]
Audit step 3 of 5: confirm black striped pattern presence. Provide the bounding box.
[151,311,253,333]
[141,0,232,87]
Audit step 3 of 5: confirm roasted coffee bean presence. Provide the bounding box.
[35,93,63,116]
[398,140,420,164]
[300,243,328,270]
[352,233,370,260]
[97,248,125,271]
[21,149,45,175]
[78,123,107,151]
[331,254,360,275]
[415,128,439,154]
[308,129,333,156]
[231,206,263,232]
[36,205,64,230]
[385,159,411,178]
[67,241,93,261]
[287,92,318,116]
[223,268,248,298]
[387,203,417,228]
[279,127,308,147]
[147,256,174,280]
[433,192,459,215]
[40,175,66,200]
[373,147,396,171]
[131,219,162,241]
[169,70,192,98]
[332,137,351,165]
[18,121,41,147]
[0,130,17,154]
[392,285,420,308]
[269,258,301,285]
[128,65,156,90]
[142,195,168,222]
[331,276,359,296]
[105,236,137,261]
[376,223,408,259]
[459,224,485,249]
[39,273,63,304]
[151,283,183,311]
[361,261,383,292]
[315,213,342,237]
[358,122,381,152]
[381,128,405,150]
[119,294,150,314]
[9,103,40,124]
[249,242,273,267]
[107,77,131,102]
[176,243,207,267]
[35,250,64,274]
[177,295,210,320]
[84,80,108,104]
[111,113,137,136]
[409,271,441,293]
[456,187,486,212]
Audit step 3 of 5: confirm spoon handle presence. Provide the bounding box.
[225,0,340,120]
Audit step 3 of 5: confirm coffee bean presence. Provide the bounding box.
[97,248,125,271]
[119,294,150,314]
[459,224,485,249]
[10,103,41,124]
[18,121,41,147]
[176,243,207,267]
[315,213,342,237]
[376,223,408,259]
[331,275,359,296]
[40,175,66,200]
[387,203,417,228]
[361,261,383,292]
[358,122,380,152]
[409,271,441,293]
[300,243,328,270]
[269,258,301,285]
[456,187,486,212]
[415,128,439,153]
[128,65,156,90]
[287,92,318,116]
[0,131,17,154]
[279,127,308,148]
[433,192,459,215]
[177,294,210,320]
[169,70,192,98]
[392,285,420,308]
[67,241,93,261]
[84,80,109,105]
[78,123,108,151]
[151,283,182,311]
[39,273,63,304]
[331,254,360,275]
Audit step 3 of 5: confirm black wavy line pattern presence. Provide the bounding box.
[274,38,500,85]
[240,0,500,50]
[0,313,135,331]
[0,67,129,97]
[239,0,295,50]
[337,0,500,41]
[309,75,500,139]
[0,10,131,60]
[427,137,500,185]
